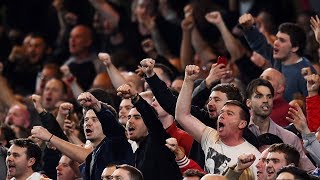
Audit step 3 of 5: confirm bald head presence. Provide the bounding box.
[121,71,144,93]
[200,174,227,180]
[5,104,30,128]
[260,68,286,98]
[69,25,93,56]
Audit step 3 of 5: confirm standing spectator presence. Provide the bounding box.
[56,155,81,180]
[3,33,52,95]
[63,25,105,90]
[175,65,260,177]
[117,84,182,180]
[239,13,316,102]
[260,68,290,127]
[6,138,45,179]
[265,143,300,180]
[246,78,315,171]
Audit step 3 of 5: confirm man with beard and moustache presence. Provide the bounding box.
[6,138,46,180]
[175,65,260,178]
[265,143,300,180]
[246,78,315,172]
[239,13,316,102]
[141,58,259,168]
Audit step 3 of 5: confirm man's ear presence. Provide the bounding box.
[291,46,299,53]
[239,120,247,129]
[246,99,251,109]
[27,157,36,168]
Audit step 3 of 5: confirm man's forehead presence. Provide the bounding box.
[267,151,285,159]
[9,145,27,153]
[210,90,227,98]
[128,108,140,115]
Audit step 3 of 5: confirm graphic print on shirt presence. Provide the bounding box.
[204,147,231,174]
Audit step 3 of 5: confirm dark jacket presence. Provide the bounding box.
[82,106,134,180]
[133,96,182,180]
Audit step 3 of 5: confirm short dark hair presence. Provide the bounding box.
[154,63,174,82]
[268,143,300,167]
[183,169,206,178]
[278,23,306,57]
[212,83,243,102]
[246,78,274,99]
[257,133,283,149]
[224,100,250,125]
[116,164,143,180]
[9,138,42,171]
[277,166,311,180]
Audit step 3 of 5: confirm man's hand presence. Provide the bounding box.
[140,14,156,31]
[301,67,312,77]
[57,102,73,124]
[181,16,194,32]
[165,138,185,160]
[98,52,112,67]
[30,94,44,113]
[184,65,200,82]
[117,84,138,99]
[310,15,320,44]
[305,74,320,97]
[63,119,76,136]
[77,92,101,112]
[239,13,255,29]
[234,153,256,172]
[183,4,193,18]
[140,58,155,77]
[205,11,223,26]
[286,103,311,134]
[205,63,228,88]
[141,38,155,54]
[31,126,52,142]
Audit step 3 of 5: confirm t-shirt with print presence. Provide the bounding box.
[201,126,260,177]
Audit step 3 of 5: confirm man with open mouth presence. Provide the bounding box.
[175,65,260,179]
[6,138,46,180]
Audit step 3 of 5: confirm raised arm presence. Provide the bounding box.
[175,65,207,143]
[31,126,91,163]
[141,58,177,115]
[88,0,119,31]
[305,74,320,132]
[98,53,127,90]
[77,92,125,138]
[286,102,320,166]
[180,5,195,70]
[60,65,83,99]
[206,11,245,60]
[238,13,274,64]
[30,94,68,141]
[117,84,168,139]
[310,15,320,44]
